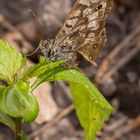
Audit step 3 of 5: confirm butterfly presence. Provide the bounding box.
[39,0,112,66]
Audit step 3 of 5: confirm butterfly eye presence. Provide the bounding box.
[97,4,102,10]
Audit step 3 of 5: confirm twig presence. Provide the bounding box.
[103,115,140,140]
[103,42,140,78]
[29,104,74,139]
[0,14,33,54]
[111,115,140,139]
[104,116,128,132]
[95,23,140,83]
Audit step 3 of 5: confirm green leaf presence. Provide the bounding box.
[31,66,66,90]
[70,82,111,140]
[37,68,113,140]
[29,60,66,89]
[24,57,64,79]
[0,111,15,132]
[0,39,23,84]
[0,82,39,122]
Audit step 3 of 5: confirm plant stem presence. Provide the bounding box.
[15,118,22,140]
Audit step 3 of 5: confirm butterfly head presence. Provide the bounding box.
[39,39,55,60]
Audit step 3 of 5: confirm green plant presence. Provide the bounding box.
[0,39,113,140]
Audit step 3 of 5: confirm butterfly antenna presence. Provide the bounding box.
[26,9,47,57]
[28,9,46,39]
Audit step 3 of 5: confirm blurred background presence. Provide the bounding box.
[0,0,140,140]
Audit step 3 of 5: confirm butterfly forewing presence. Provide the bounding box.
[40,0,112,66]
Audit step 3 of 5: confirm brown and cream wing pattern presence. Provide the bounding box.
[53,0,112,65]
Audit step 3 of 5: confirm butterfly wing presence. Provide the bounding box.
[77,28,107,65]
[53,0,112,65]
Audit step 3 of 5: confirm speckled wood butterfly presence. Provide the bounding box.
[39,0,112,66]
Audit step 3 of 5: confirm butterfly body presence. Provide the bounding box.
[40,39,77,65]
[40,0,112,66]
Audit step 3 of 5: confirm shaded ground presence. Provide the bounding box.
[0,0,140,140]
